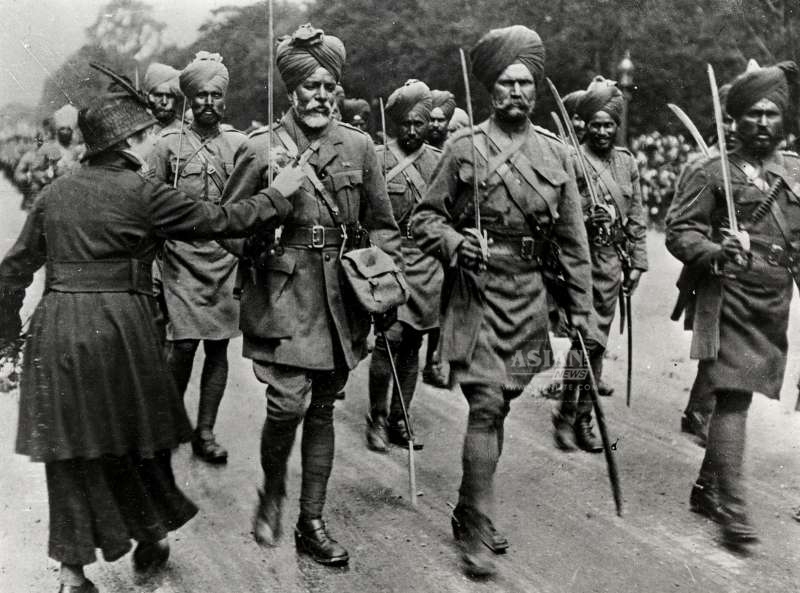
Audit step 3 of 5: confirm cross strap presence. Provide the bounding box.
[582,149,628,224]
[386,142,427,201]
[179,128,229,195]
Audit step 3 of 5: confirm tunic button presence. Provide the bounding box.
[324,254,331,261]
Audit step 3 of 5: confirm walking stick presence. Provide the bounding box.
[577,331,623,517]
[381,333,418,507]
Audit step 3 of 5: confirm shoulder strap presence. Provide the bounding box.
[274,126,343,224]
[178,130,230,194]
[583,149,628,223]
[386,143,427,201]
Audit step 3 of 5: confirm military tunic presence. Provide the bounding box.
[666,150,800,399]
[377,140,442,330]
[221,113,403,371]
[578,145,648,347]
[150,124,246,340]
[411,119,592,388]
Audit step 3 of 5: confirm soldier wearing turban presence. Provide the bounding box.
[144,62,181,132]
[148,51,247,467]
[447,107,469,133]
[411,26,592,577]
[553,75,648,453]
[221,23,402,567]
[365,79,442,454]
[426,89,457,149]
[341,98,370,131]
[667,60,800,551]
[563,89,587,142]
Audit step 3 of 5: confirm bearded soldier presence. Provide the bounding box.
[552,77,648,453]
[149,52,246,464]
[411,25,591,577]
[143,62,182,133]
[220,24,402,566]
[366,79,442,452]
[426,89,457,150]
[667,61,800,549]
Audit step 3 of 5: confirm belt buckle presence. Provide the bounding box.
[766,243,784,266]
[521,237,534,261]
[310,225,325,249]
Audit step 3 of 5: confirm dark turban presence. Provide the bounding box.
[385,79,433,125]
[179,52,229,99]
[430,90,457,121]
[144,63,180,95]
[726,61,799,119]
[342,98,370,122]
[470,25,545,92]
[576,76,624,124]
[563,90,586,117]
[276,24,346,91]
[718,83,732,112]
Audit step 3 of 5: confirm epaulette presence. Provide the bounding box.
[247,122,281,139]
[159,127,181,138]
[425,143,442,154]
[337,121,368,136]
[533,124,563,144]
[221,125,246,137]
[780,149,800,159]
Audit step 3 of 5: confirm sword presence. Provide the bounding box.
[550,110,567,142]
[381,333,418,507]
[459,48,489,264]
[667,103,710,157]
[173,95,188,189]
[577,331,623,517]
[266,0,274,187]
[625,292,633,408]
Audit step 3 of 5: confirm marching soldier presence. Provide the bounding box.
[220,24,402,566]
[366,79,442,452]
[149,51,246,464]
[341,98,371,132]
[426,89,457,150]
[411,25,592,577]
[143,62,182,133]
[667,60,800,549]
[552,77,648,453]
[563,89,587,142]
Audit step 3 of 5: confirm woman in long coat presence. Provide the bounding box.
[0,84,300,592]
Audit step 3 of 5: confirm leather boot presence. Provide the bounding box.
[132,538,170,572]
[552,412,577,451]
[451,503,508,553]
[596,379,614,397]
[192,429,228,464]
[681,411,709,448]
[365,414,389,453]
[386,416,424,450]
[721,509,759,549]
[294,517,349,566]
[689,480,726,523]
[58,581,99,593]
[454,505,497,578]
[574,416,603,453]
[253,488,283,547]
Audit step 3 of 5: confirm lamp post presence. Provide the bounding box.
[617,50,634,146]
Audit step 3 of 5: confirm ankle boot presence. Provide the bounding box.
[689,480,726,523]
[294,517,349,566]
[552,412,577,451]
[58,580,99,593]
[721,509,759,549]
[451,503,508,553]
[454,506,497,578]
[365,414,389,453]
[132,538,170,572]
[574,416,603,453]
[386,416,424,450]
[253,488,283,547]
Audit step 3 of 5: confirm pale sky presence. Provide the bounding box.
[0,0,265,107]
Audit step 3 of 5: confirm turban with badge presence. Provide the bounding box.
[563,90,586,117]
[726,61,799,119]
[385,79,433,125]
[179,52,229,99]
[576,76,624,124]
[430,90,456,122]
[342,98,371,125]
[144,63,180,95]
[53,104,78,129]
[470,25,545,92]
[276,24,346,91]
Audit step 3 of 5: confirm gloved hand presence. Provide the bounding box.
[271,163,306,199]
[373,307,398,333]
[457,232,487,273]
[623,268,642,295]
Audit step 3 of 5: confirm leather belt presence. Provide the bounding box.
[750,237,794,268]
[45,259,152,295]
[281,225,346,249]
[486,234,540,262]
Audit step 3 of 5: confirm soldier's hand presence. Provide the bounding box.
[587,205,613,227]
[623,269,642,295]
[568,313,590,340]
[373,308,398,333]
[457,232,487,272]
[720,230,750,267]
[271,163,305,199]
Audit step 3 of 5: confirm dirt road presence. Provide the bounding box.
[0,177,798,593]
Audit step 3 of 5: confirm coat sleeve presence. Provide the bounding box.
[358,135,404,271]
[0,194,47,339]
[624,155,649,271]
[409,141,467,267]
[665,162,722,268]
[145,175,291,241]
[148,136,172,184]
[551,152,593,316]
